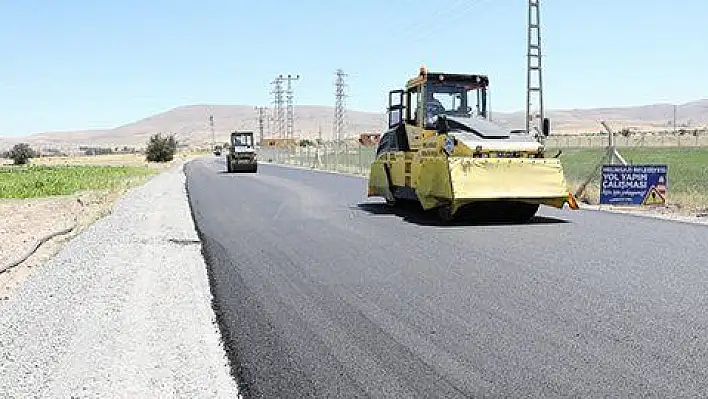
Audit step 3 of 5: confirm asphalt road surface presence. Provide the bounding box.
[186,157,708,398]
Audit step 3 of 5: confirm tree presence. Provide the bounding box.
[9,143,36,165]
[145,133,177,162]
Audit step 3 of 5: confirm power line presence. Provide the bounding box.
[334,69,348,142]
[526,0,545,139]
[398,0,489,44]
[397,0,469,40]
[283,74,300,139]
[270,76,285,138]
[255,106,268,145]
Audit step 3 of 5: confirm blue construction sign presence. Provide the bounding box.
[600,164,668,205]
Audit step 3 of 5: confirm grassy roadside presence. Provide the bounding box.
[0,164,158,199]
[0,150,208,199]
[549,147,708,211]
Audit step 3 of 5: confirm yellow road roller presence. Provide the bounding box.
[367,66,579,223]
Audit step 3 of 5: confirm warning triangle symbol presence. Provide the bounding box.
[642,186,666,205]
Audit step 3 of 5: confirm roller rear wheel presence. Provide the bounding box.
[436,205,455,224]
[507,202,539,223]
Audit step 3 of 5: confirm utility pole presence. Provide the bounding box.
[209,114,215,150]
[255,106,268,145]
[673,104,677,133]
[526,0,544,139]
[334,69,348,142]
[283,74,300,139]
[267,114,274,139]
[271,76,285,138]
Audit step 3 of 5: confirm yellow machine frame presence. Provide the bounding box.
[367,66,579,222]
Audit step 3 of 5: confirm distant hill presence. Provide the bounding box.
[1,100,707,151]
[0,105,386,151]
[491,99,708,135]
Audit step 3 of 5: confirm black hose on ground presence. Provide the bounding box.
[0,221,77,275]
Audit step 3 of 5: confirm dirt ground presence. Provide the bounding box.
[0,190,124,299]
[0,152,202,300]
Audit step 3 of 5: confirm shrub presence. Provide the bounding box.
[9,143,36,165]
[145,133,177,162]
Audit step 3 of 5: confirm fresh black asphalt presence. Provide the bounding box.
[185,157,708,398]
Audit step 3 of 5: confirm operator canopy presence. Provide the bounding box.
[424,80,487,125]
[231,132,253,147]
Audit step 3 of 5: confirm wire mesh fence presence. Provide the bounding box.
[544,131,708,149]
[549,147,707,210]
[260,137,708,212]
[258,143,377,177]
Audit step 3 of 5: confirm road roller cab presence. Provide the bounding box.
[226,131,258,173]
[367,66,579,223]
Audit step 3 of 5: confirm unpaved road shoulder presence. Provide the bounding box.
[0,161,239,397]
[0,154,192,299]
[0,191,121,299]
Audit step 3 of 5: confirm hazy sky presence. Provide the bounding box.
[1,0,706,136]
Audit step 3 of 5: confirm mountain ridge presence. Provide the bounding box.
[2,99,707,151]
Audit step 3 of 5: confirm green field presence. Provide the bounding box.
[0,165,157,199]
[549,147,708,209]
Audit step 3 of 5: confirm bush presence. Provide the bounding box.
[145,133,177,162]
[9,143,36,165]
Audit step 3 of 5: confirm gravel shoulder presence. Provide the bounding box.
[0,160,239,397]
[0,154,189,299]
[0,190,122,299]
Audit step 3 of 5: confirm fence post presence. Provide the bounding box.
[334,142,339,172]
[324,143,328,170]
[333,142,338,172]
[358,144,362,175]
[341,142,345,172]
[344,142,349,173]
